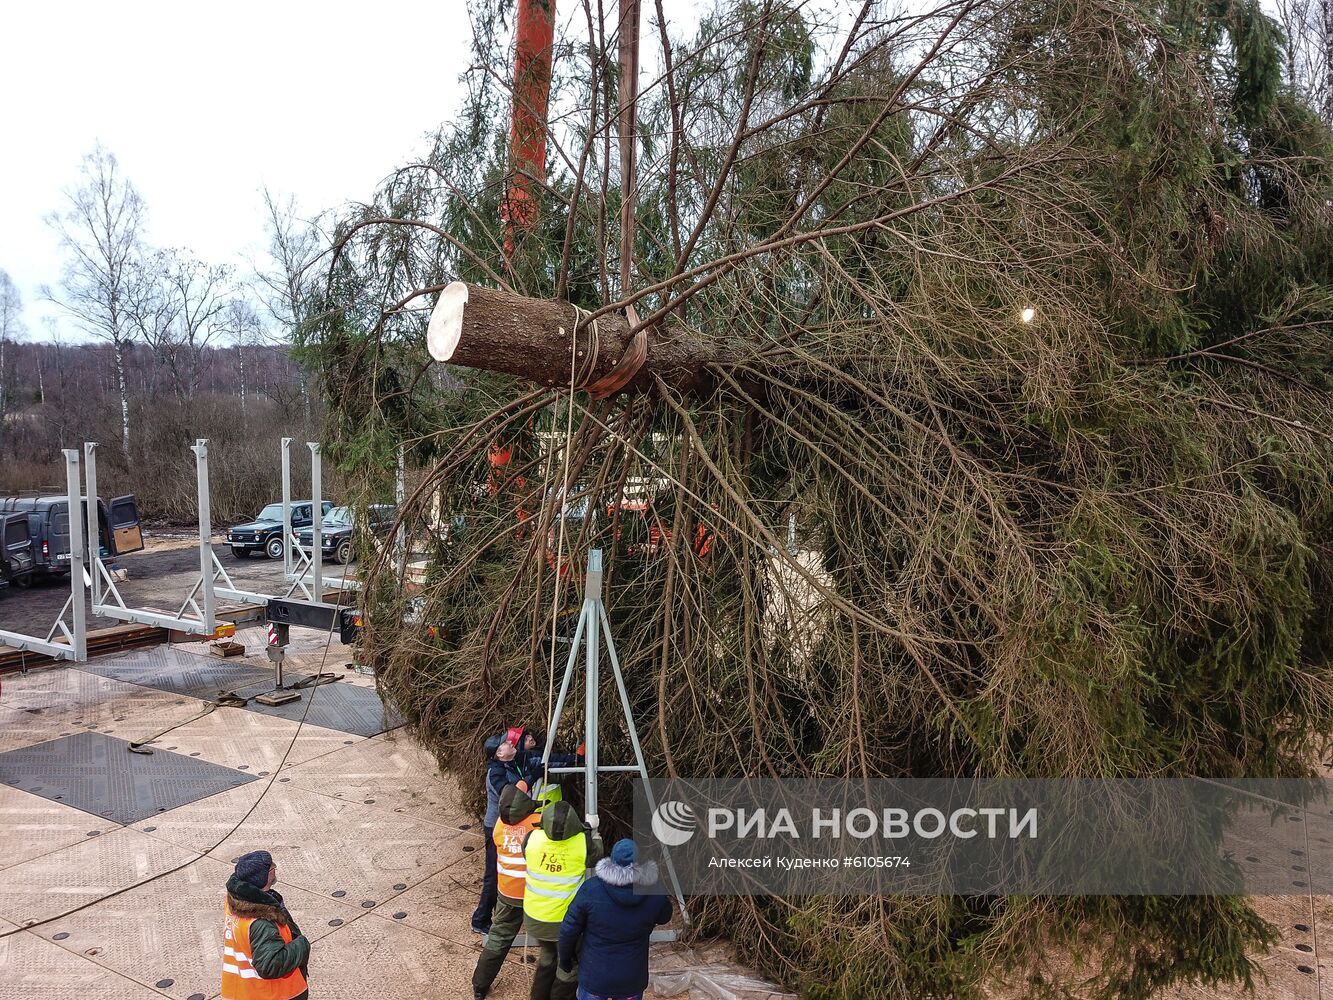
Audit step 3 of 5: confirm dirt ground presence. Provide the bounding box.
[0,531,301,634]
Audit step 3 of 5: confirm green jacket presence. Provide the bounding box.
[225,875,311,994]
[521,800,603,942]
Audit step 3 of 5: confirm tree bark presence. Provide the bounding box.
[114,338,130,458]
[426,281,719,396]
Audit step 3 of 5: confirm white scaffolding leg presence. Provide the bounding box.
[85,441,102,610]
[193,440,217,630]
[202,440,277,606]
[281,437,296,580]
[67,448,88,661]
[280,437,318,599]
[0,449,87,662]
[87,441,219,636]
[309,442,323,595]
[283,440,360,597]
[542,549,690,924]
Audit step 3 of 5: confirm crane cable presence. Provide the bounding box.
[543,305,590,797]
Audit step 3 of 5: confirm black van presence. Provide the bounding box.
[0,493,144,579]
[0,513,35,591]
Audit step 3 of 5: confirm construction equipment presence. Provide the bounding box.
[0,450,86,662]
[502,0,557,259]
[259,598,360,705]
[541,549,689,927]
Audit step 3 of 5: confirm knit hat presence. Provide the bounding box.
[611,838,638,866]
[234,850,273,889]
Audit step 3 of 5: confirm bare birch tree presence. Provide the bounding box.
[44,145,146,458]
[124,251,178,395]
[162,250,233,399]
[257,188,324,426]
[224,298,265,419]
[0,269,24,436]
[126,248,232,398]
[1278,0,1333,117]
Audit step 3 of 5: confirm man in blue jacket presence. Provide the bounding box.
[474,725,579,934]
[557,839,672,1000]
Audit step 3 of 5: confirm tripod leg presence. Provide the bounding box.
[542,599,591,768]
[600,604,691,924]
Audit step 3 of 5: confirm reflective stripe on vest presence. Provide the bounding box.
[221,901,308,1000]
[522,828,587,922]
[494,811,541,901]
[530,777,563,809]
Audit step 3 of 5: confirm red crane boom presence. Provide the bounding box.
[503,0,558,260]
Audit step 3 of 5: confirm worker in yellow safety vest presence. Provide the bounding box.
[522,800,602,1000]
[221,851,310,1000]
[471,783,542,1000]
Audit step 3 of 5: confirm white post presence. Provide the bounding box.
[309,442,322,599]
[281,437,293,576]
[193,440,217,633]
[600,602,690,923]
[64,449,86,662]
[83,442,101,608]
[584,549,602,818]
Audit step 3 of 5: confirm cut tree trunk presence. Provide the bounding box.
[427,281,719,396]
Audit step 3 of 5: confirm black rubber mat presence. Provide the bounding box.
[77,648,272,700]
[0,731,256,823]
[229,676,404,737]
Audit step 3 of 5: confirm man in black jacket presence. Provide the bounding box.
[223,850,311,1000]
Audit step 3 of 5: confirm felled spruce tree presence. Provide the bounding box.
[305,0,1333,995]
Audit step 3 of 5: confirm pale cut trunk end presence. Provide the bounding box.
[427,282,469,362]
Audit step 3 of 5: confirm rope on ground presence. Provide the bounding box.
[128,702,220,754]
[127,672,338,754]
[0,550,357,941]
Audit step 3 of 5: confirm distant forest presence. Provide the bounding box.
[0,147,332,523]
[0,340,322,522]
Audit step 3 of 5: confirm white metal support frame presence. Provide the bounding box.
[309,442,323,595]
[542,549,690,924]
[192,440,217,629]
[195,439,277,608]
[279,437,323,599]
[0,449,87,661]
[87,441,219,636]
[282,440,359,597]
[281,436,295,579]
[281,441,316,600]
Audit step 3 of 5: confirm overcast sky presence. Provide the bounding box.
[0,0,479,340]
[1,0,832,343]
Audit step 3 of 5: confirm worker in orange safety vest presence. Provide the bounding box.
[472,783,543,1000]
[222,851,310,1000]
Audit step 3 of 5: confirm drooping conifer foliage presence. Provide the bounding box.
[304,1,1333,995]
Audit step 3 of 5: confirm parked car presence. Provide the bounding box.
[0,493,144,579]
[227,500,333,560]
[295,504,396,564]
[0,513,36,592]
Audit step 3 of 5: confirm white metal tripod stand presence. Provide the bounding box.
[541,549,690,925]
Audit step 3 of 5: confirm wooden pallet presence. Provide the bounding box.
[0,602,267,674]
